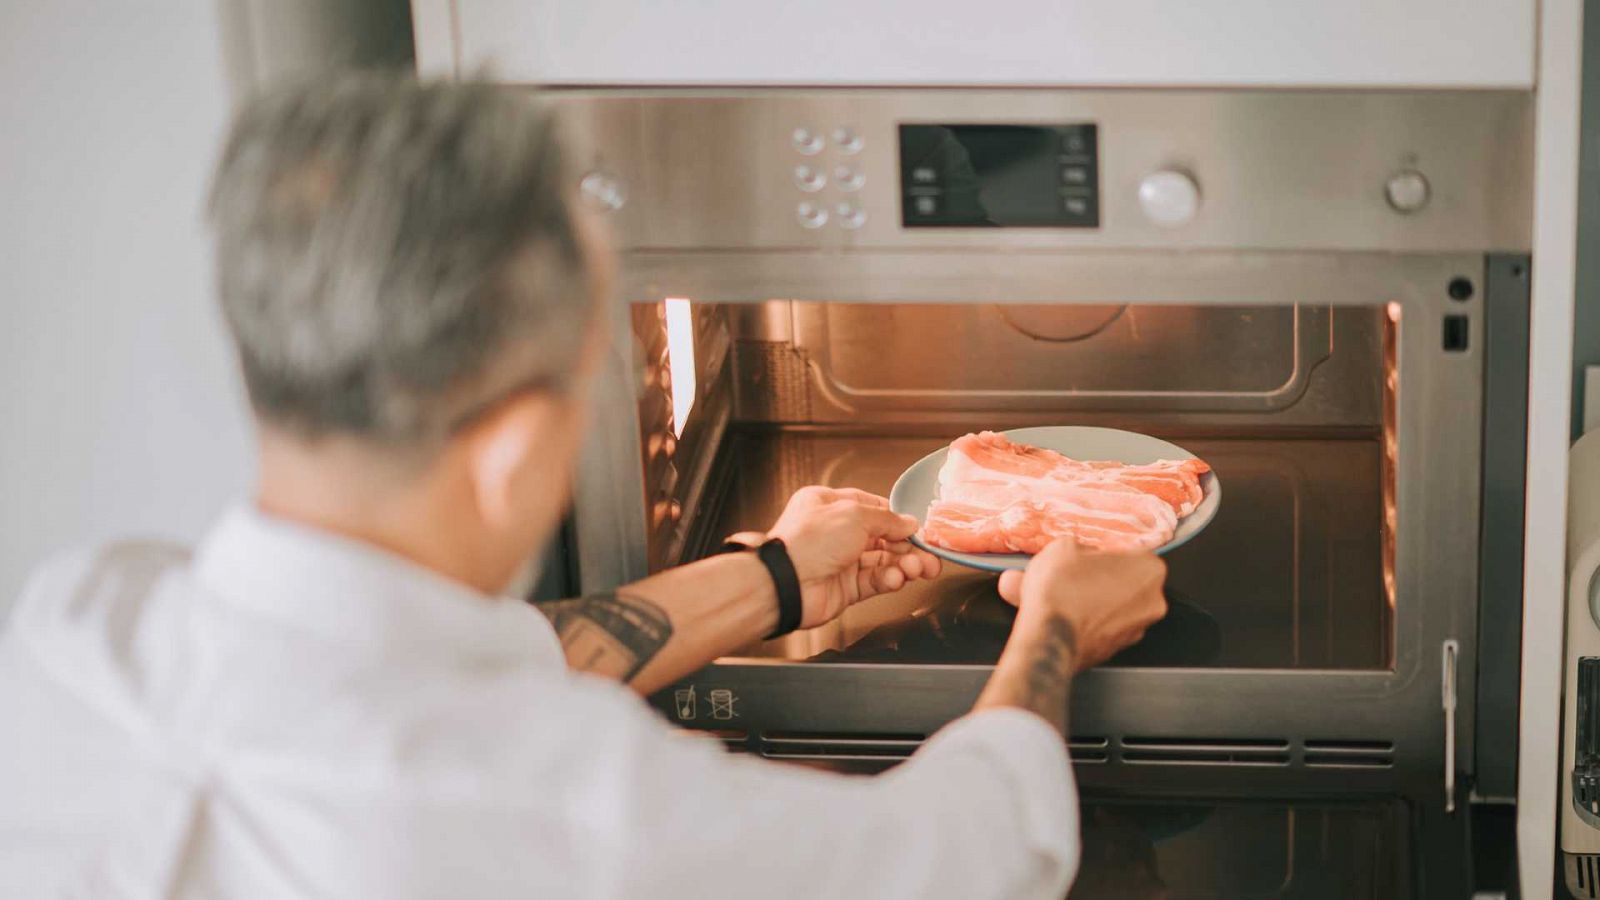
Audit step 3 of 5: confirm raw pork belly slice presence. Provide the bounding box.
[921,431,1211,554]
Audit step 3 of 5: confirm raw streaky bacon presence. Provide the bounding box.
[921,431,1211,554]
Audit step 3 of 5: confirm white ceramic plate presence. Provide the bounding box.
[889,426,1222,572]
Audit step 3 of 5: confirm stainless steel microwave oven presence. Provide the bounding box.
[527,88,1532,898]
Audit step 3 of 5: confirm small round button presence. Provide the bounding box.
[794,164,826,192]
[796,201,829,229]
[833,127,863,154]
[1137,170,1201,228]
[792,127,823,155]
[1385,169,1431,214]
[579,171,627,212]
[834,166,865,192]
[835,202,867,230]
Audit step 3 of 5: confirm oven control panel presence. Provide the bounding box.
[898,124,1099,228]
[556,90,1530,252]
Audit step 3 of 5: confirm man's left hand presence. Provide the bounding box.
[730,486,943,629]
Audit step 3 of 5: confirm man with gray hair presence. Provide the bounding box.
[0,76,1167,899]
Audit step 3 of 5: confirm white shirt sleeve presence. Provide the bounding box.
[605,700,1081,900]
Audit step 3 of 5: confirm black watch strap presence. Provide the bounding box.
[715,537,804,639]
[755,538,803,639]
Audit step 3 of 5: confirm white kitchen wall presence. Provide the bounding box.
[0,4,252,620]
[419,0,1535,87]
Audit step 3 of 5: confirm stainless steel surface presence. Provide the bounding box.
[616,249,1484,308]
[690,430,1387,670]
[735,302,1381,426]
[550,89,1531,254]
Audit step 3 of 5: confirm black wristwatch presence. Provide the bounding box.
[717,537,803,639]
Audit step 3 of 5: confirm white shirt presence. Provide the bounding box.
[0,506,1080,899]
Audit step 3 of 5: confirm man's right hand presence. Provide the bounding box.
[997,540,1168,672]
[974,539,1168,735]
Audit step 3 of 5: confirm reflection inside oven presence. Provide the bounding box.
[633,300,1396,671]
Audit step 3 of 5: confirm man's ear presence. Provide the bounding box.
[461,391,563,528]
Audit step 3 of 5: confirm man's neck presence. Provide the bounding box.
[254,430,499,594]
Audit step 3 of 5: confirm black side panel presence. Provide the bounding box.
[1476,253,1531,800]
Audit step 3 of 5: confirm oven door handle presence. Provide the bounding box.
[1442,638,1459,814]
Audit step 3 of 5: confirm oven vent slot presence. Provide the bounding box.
[1069,736,1110,764]
[755,732,1115,765]
[1303,739,1395,769]
[1120,736,1292,767]
[1569,853,1600,900]
[759,732,925,762]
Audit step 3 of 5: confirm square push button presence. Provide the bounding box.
[1063,196,1090,216]
[1061,166,1090,186]
[912,195,939,216]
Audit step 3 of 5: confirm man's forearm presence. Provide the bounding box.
[973,613,1077,736]
[535,553,777,695]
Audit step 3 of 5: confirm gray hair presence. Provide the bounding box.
[208,74,594,447]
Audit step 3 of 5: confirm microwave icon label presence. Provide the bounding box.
[708,689,739,721]
[673,685,697,720]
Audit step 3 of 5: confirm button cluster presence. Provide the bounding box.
[791,126,867,230]
[1054,125,1098,224]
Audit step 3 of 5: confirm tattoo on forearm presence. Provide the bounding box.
[536,592,673,682]
[1018,616,1077,731]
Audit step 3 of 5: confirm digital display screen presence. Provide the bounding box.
[899,123,1099,228]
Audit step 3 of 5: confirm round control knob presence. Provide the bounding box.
[1137,170,1200,227]
[793,164,826,192]
[833,127,863,154]
[835,202,867,230]
[834,166,866,192]
[792,127,823,155]
[579,170,627,212]
[1385,169,1431,214]
[796,201,829,229]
